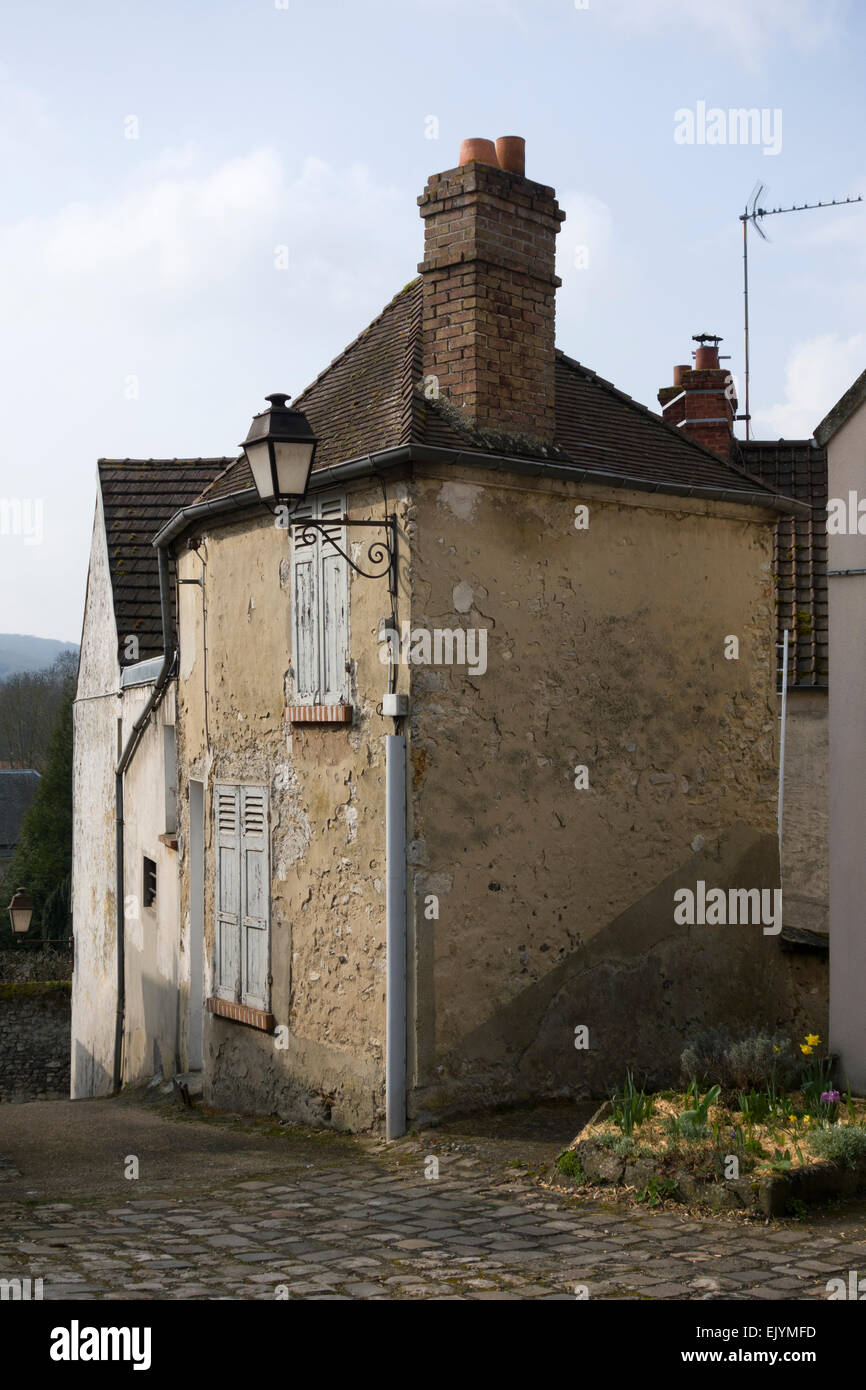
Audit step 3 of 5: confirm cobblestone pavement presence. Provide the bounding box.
[1,1097,865,1300]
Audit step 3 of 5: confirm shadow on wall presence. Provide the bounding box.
[72,1039,112,1100]
[414,822,829,1122]
[127,971,182,1084]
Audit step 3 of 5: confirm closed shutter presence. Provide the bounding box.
[240,785,269,1009]
[290,492,348,704]
[291,501,318,701]
[318,496,348,703]
[214,784,240,1000]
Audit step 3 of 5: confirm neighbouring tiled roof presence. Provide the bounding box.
[736,439,828,689]
[196,279,787,508]
[98,459,232,664]
[814,366,866,447]
[0,769,40,854]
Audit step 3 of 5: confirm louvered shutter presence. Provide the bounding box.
[318,496,348,703]
[214,784,240,1000]
[289,492,348,704]
[240,786,269,1009]
[291,501,319,701]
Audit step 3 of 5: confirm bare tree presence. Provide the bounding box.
[0,652,78,771]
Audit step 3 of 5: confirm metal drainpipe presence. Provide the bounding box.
[112,542,176,1092]
[385,726,407,1139]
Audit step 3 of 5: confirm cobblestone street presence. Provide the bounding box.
[1,1096,865,1301]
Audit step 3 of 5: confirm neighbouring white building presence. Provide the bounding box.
[816,370,866,1090]
[71,459,228,1096]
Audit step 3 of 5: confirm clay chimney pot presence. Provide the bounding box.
[495,136,525,176]
[458,138,499,169]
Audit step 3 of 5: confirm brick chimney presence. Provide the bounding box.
[418,136,565,447]
[658,335,737,458]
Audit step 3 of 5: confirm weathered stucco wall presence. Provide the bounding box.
[120,684,180,1083]
[71,492,119,1099]
[175,482,413,1129]
[780,690,829,937]
[827,406,866,1088]
[406,467,824,1120]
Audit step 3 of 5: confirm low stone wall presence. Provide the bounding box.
[0,982,71,1102]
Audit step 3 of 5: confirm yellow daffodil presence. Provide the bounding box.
[804,1116,811,1124]
[789,1114,796,1123]
[806,1034,820,1047]
[801,1044,813,1055]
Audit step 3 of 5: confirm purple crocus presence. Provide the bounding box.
[820,1090,841,1104]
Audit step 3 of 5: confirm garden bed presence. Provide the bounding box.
[555,1030,866,1217]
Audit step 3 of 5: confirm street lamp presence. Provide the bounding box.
[239,393,317,511]
[242,390,397,592]
[7,888,33,935]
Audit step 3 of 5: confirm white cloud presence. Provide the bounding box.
[753,332,866,438]
[38,149,282,288]
[0,147,415,639]
[599,0,845,62]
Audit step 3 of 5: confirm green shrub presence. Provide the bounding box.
[809,1125,866,1170]
[681,1028,797,1093]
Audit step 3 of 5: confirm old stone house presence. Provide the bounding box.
[72,137,821,1130]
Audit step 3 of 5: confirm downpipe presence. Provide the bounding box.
[385,730,407,1139]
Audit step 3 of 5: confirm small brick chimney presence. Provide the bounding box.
[418,136,565,447]
[658,335,737,458]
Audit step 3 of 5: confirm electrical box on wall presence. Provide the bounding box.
[382,692,408,717]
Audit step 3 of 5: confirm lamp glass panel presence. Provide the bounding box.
[273,440,314,499]
[10,908,32,933]
[244,439,275,503]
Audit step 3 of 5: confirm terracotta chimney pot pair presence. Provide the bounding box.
[458,136,525,176]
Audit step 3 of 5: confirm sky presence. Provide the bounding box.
[1,0,864,642]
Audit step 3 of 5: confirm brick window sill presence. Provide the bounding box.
[206,996,275,1033]
[286,704,353,724]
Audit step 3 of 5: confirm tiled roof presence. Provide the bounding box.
[196,279,786,508]
[736,439,828,689]
[0,769,40,855]
[200,281,424,503]
[98,459,232,664]
[815,366,866,447]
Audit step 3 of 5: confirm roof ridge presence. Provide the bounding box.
[98,457,235,466]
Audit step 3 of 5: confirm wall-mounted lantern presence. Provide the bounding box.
[7,888,33,934]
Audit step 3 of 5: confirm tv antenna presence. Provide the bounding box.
[739,185,862,440]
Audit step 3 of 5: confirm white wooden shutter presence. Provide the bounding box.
[240,786,269,1009]
[290,493,348,704]
[318,495,348,704]
[291,501,319,701]
[214,784,240,1000]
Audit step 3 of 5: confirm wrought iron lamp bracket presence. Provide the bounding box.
[290,514,397,596]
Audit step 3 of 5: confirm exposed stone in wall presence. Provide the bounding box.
[0,985,71,1102]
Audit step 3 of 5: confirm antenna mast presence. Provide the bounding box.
[739,188,862,440]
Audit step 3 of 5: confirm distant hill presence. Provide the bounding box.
[0,635,79,681]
